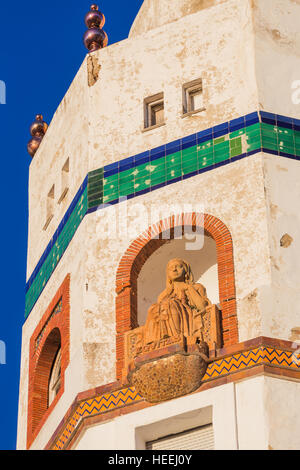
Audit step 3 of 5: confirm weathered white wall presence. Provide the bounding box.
[235,375,300,450]
[235,376,268,450]
[129,0,229,38]
[264,376,300,450]
[253,0,300,118]
[259,155,300,340]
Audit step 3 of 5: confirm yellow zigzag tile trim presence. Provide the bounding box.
[203,347,300,382]
[52,387,142,450]
[263,347,300,369]
[203,347,264,381]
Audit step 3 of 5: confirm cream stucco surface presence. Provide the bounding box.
[253,0,300,118]
[261,156,300,340]
[129,0,229,37]
[264,376,300,450]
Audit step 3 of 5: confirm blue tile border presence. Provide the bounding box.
[25,176,88,293]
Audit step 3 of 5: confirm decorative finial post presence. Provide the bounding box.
[27,115,48,158]
[83,4,108,52]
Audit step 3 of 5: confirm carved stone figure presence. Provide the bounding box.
[124,257,222,403]
[144,258,211,346]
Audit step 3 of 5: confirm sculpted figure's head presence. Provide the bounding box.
[166,258,194,285]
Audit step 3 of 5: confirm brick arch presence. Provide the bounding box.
[115,213,237,379]
[27,275,70,449]
[32,328,61,433]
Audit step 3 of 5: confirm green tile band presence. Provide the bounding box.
[87,168,103,209]
[25,187,88,317]
[100,122,262,206]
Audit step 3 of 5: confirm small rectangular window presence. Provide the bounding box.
[146,424,214,450]
[43,185,55,231]
[144,93,165,130]
[58,158,69,204]
[182,79,205,116]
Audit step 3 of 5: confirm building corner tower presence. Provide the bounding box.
[17,0,300,450]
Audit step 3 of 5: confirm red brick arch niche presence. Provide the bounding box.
[27,274,70,449]
[115,213,237,380]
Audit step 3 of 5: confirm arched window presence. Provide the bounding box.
[27,274,70,449]
[31,328,61,433]
[48,348,62,407]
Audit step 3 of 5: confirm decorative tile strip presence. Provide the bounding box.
[203,346,300,381]
[87,168,103,210]
[25,111,300,320]
[52,387,142,450]
[25,182,88,318]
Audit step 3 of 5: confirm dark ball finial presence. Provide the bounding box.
[27,115,48,158]
[83,4,108,52]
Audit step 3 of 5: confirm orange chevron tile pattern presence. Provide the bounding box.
[203,346,300,382]
[263,347,300,369]
[203,347,264,381]
[52,387,142,450]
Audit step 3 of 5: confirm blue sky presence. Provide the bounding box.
[0,0,143,450]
